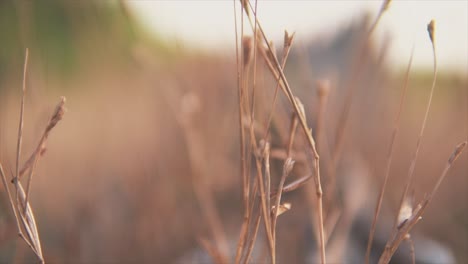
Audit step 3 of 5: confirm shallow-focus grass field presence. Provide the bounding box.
[0,1,466,263]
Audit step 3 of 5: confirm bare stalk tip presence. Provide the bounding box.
[284,30,295,48]
[448,141,467,164]
[427,20,436,44]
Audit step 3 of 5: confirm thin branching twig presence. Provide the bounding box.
[378,141,467,264]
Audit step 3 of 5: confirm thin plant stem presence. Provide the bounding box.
[365,44,415,264]
[233,0,251,262]
[15,48,28,183]
[392,20,438,232]
[263,31,295,141]
[328,0,391,206]
[378,141,466,264]
[243,206,262,264]
[241,4,325,261]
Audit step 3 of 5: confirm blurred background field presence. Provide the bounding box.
[0,1,466,263]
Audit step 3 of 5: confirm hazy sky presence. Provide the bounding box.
[129,0,467,74]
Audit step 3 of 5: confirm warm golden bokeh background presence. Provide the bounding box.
[0,1,466,263]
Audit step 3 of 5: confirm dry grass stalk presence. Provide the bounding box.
[270,112,297,261]
[368,0,392,36]
[0,164,42,261]
[392,19,438,233]
[364,44,415,264]
[271,158,294,245]
[326,0,391,210]
[12,48,45,263]
[241,170,263,264]
[378,20,441,264]
[378,141,467,264]
[235,3,277,262]
[241,3,326,262]
[0,48,67,264]
[278,173,312,195]
[245,137,275,263]
[263,30,295,141]
[23,97,66,210]
[234,0,251,262]
[243,203,262,264]
[15,48,28,187]
[261,141,274,262]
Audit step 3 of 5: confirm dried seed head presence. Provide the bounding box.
[316,79,330,98]
[283,157,295,176]
[242,36,253,67]
[448,141,467,164]
[46,96,66,132]
[427,19,436,44]
[284,30,295,48]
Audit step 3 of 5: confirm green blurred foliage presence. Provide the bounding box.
[0,0,164,88]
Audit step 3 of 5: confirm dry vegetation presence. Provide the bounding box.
[0,1,467,263]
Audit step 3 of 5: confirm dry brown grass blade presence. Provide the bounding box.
[241,62,275,264]
[0,48,46,263]
[243,207,262,264]
[16,181,43,260]
[368,0,392,36]
[271,113,298,242]
[233,1,251,262]
[263,141,271,233]
[242,3,325,260]
[327,0,391,209]
[263,30,295,141]
[379,20,440,264]
[378,141,466,264]
[13,48,29,222]
[237,28,276,262]
[268,114,297,263]
[15,97,66,181]
[0,164,20,228]
[241,179,260,264]
[271,158,294,242]
[0,164,40,260]
[23,97,66,212]
[14,48,28,184]
[248,4,277,262]
[364,44,415,264]
[392,19,438,232]
[280,173,312,194]
[251,138,274,263]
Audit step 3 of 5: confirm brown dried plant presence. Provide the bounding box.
[377,19,467,264]
[0,48,66,263]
